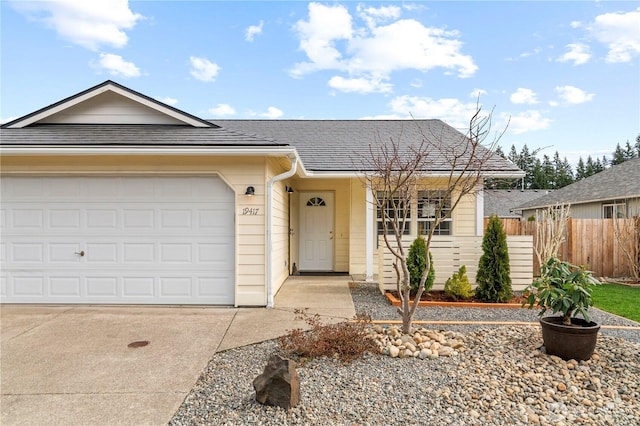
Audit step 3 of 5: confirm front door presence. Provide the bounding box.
[299,191,334,271]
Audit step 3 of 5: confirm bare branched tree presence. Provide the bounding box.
[534,203,571,268]
[613,200,640,280]
[357,104,507,333]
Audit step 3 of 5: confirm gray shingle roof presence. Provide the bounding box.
[213,119,522,174]
[484,189,553,217]
[516,158,640,209]
[0,124,284,147]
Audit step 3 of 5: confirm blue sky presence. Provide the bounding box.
[1,1,639,165]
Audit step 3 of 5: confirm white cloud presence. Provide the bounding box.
[357,4,401,28]
[11,0,143,51]
[557,43,591,65]
[510,88,539,105]
[470,88,487,98]
[589,8,640,63]
[328,76,392,94]
[501,110,552,134]
[94,53,140,77]
[156,97,178,106]
[189,56,221,82]
[380,95,483,129]
[570,21,582,29]
[554,85,594,104]
[259,106,283,119]
[245,20,264,42]
[208,104,236,116]
[290,2,477,93]
[290,3,353,77]
[410,79,423,88]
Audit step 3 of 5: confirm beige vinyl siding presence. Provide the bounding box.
[452,191,477,236]
[349,179,368,277]
[1,154,270,306]
[267,158,293,296]
[39,91,187,125]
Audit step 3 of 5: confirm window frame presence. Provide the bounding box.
[416,190,453,236]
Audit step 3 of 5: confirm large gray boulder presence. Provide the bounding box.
[253,354,300,410]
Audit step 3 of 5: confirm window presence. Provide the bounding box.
[417,190,452,235]
[603,203,626,219]
[376,192,410,235]
[306,197,326,206]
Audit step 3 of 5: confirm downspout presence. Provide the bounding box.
[266,156,298,308]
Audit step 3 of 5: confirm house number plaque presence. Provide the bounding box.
[242,207,260,216]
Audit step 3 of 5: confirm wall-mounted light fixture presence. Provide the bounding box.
[286,186,294,193]
[245,186,255,196]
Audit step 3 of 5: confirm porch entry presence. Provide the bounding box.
[299,191,334,271]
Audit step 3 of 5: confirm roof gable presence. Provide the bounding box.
[2,80,214,129]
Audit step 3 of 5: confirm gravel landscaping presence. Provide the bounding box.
[170,282,640,426]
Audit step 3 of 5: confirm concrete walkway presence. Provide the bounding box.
[0,276,355,426]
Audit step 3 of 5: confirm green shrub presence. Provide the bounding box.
[475,214,513,302]
[444,265,473,301]
[407,237,435,292]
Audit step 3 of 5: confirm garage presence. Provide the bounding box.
[0,175,235,305]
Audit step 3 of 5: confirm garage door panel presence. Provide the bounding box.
[161,210,192,229]
[50,277,82,297]
[12,243,44,263]
[87,209,118,229]
[87,277,118,297]
[1,176,236,305]
[12,276,45,297]
[85,243,118,262]
[49,243,82,262]
[123,209,155,229]
[49,209,81,230]
[160,244,192,263]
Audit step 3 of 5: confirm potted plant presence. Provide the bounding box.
[523,257,601,360]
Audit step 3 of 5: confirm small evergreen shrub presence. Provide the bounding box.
[475,214,513,302]
[407,237,435,292]
[444,265,474,301]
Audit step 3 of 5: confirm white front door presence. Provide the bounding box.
[1,176,235,305]
[299,192,334,271]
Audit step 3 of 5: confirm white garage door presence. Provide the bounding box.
[0,176,235,305]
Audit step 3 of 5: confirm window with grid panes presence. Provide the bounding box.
[417,190,452,235]
[376,192,411,235]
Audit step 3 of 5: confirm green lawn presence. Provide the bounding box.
[591,283,640,323]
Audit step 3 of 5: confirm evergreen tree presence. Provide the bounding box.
[612,143,626,165]
[624,140,636,160]
[636,134,640,157]
[575,157,586,180]
[475,215,512,302]
[553,152,574,188]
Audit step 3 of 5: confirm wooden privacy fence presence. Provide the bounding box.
[377,235,533,292]
[488,218,637,277]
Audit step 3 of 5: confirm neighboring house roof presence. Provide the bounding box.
[212,119,523,175]
[515,158,640,210]
[484,189,552,218]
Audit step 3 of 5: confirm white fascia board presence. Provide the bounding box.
[0,145,310,176]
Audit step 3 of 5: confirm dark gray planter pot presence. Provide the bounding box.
[540,316,600,361]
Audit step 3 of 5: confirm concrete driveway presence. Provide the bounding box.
[0,277,356,425]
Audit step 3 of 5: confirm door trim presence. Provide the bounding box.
[298,191,334,271]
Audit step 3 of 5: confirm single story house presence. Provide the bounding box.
[515,158,640,219]
[1,80,528,307]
